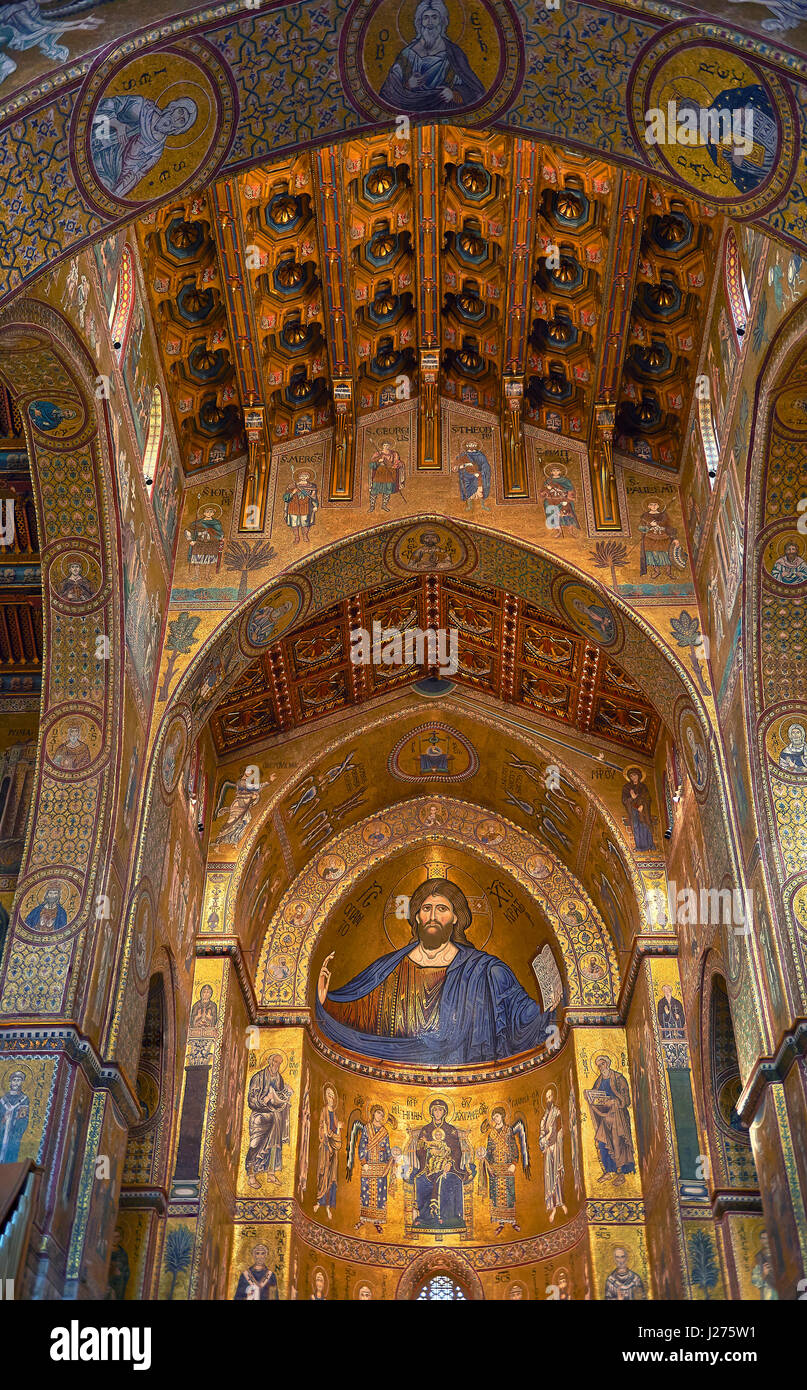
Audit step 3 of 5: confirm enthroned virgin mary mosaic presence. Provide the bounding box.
[315,876,557,1066]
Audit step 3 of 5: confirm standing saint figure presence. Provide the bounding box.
[657,983,685,1039]
[604,1245,646,1300]
[298,1068,311,1198]
[0,1069,29,1161]
[621,767,656,852]
[378,0,486,111]
[481,1106,530,1234]
[213,768,263,847]
[347,1103,394,1233]
[233,1243,279,1300]
[638,498,679,580]
[185,505,225,570]
[283,468,319,543]
[538,1086,567,1222]
[368,441,406,512]
[541,462,581,537]
[584,1055,636,1183]
[455,438,492,511]
[244,1054,293,1190]
[313,1083,342,1220]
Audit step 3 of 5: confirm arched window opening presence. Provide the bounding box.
[109,245,134,359]
[142,387,163,493]
[724,229,751,342]
[699,396,720,488]
[415,1274,468,1301]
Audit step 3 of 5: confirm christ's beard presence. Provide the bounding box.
[417,921,454,950]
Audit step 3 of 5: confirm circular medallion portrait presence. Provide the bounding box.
[387,522,474,577]
[73,38,237,216]
[19,878,80,935]
[160,715,188,796]
[317,852,346,883]
[362,819,392,849]
[50,552,102,605]
[45,713,101,773]
[341,0,523,125]
[242,581,307,653]
[774,387,807,434]
[27,397,85,442]
[762,532,807,590]
[677,708,710,797]
[475,817,505,847]
[554,576,620,651]
[133,897,152,985]
[765,714,807,779]
[628,33,796,218]
[526,853,552,881]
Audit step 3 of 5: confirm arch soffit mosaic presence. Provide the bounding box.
[221,694,651,963]
[742,294,807,1007]
[0,299,124,1018]
[253,796,622,1012]
[3,2,807,303]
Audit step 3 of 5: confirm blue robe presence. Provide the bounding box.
[24,902,67,931]
[317,941,555,1066]
[457,449,491,502]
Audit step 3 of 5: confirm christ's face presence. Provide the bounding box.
[416,893,455,949]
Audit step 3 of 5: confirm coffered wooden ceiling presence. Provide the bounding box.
[137,127,720,486]
[210,574,661,759]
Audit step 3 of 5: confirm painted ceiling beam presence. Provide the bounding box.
[312,146,355,502]
[589,170,647,530]
[501,136,540,499]
[412,124,441,471]
[211,179,269,530]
